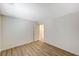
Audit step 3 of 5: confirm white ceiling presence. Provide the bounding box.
[0,3,79,22]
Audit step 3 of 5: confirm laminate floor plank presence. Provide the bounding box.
[0,40,76,56]
[1,50,7,56]
[6,49,12,56]
[35,41,58,56]
[15,47,22,56]
[11,48,18,56]
[24,45,32,56]
[30,42,49,56]
[20,45,28,56]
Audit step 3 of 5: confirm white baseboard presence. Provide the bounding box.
[46,41,79,55]
[0,40,33,52]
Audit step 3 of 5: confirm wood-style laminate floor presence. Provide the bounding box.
[0,40,76,56]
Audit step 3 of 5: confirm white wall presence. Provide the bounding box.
[34,24,39,41]
[0,15,2,52]
[44,12,79,55]
[1,15,37,51]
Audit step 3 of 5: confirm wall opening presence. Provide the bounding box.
[39,24,45,41]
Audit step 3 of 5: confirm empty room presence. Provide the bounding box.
[0,3,79,56]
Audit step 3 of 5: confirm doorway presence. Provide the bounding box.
[39,24,45,41]
[34,24,45,42]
